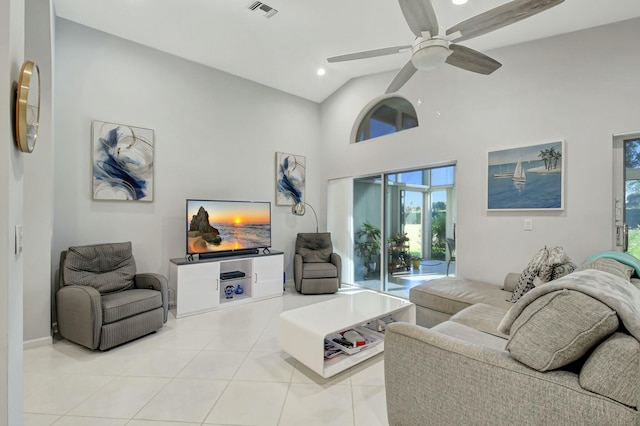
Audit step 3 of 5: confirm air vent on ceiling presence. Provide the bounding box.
[247,1,278,18]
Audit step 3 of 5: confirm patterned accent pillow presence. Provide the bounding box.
[538,246,576,283]
[510,247,549,302]
[575,258,634,281]
[511,246,576,302]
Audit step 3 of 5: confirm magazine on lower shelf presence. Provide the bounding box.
[325,326,383,356]
[324,339,342,360]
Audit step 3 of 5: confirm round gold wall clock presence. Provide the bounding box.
[15,60,41,153]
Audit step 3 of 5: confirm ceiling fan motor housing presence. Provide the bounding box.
[411,38,450,70]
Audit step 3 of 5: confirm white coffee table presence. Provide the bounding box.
[278,290,415,378]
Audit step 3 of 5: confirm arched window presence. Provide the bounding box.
[353,96,418,143]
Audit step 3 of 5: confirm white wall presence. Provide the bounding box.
[0,0,24,422]
[53,19,322,303]
[24,0,55,344]
[320,18,640,285]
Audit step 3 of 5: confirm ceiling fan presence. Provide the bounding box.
[327,0,565,93]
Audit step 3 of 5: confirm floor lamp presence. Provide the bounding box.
[292,201,318,233]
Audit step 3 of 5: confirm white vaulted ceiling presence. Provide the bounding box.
[53,0,640,102]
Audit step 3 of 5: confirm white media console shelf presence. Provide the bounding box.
[169,250,284,318]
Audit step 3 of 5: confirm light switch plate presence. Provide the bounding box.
[524,218,533,231]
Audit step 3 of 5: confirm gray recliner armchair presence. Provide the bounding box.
[294,233,341,294]
[56,241,168,350]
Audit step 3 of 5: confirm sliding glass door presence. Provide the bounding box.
[350,165,456,298]
[353,176,383,290]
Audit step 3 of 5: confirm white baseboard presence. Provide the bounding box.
[23,336,53,350]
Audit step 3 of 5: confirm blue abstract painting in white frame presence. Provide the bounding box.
[487,140,565,211]
[92,120,154,202]
[276,152,305,206]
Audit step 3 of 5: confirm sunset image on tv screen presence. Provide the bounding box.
[187,200,271,254]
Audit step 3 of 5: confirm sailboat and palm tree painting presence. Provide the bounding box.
[488,141,564,210]
[512,158,526,183]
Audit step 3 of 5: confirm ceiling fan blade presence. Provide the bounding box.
[327,45,412,63]
[398,0,439,38]
[445,44,502,75]
[446,0,564,43]
[386,60,418,94]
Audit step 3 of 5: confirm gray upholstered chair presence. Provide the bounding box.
[294,233,341,294]
[446,237,456,276]
[56,241,168,350]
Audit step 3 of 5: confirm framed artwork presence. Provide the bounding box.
[487,140,564,211]
[92,120,154,201]
[276,152,306,206]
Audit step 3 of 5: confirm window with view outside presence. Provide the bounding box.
[625,139,640,258]
[355,96,418,142]
[394,167,454,261]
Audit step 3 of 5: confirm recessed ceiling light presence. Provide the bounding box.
[316,68,326,76]
[452,0,467,5]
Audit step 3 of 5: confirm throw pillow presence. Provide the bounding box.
[510,247,549,302]
[580,332,639,407]
[583,250,640,277]
[505,289,619,371]
[538,246,576,282]
[575,258,634,281]
[502,272,520,292]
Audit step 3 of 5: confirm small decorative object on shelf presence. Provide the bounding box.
[224,285,234,299]
[235,284,244,295]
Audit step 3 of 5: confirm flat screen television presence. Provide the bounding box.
[186,199,271,258]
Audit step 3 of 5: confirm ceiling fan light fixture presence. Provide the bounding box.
[411,39,450,70]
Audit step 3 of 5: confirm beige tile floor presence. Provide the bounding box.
[24,286,391,426]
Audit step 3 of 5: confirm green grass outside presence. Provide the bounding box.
[629,226,640,259]
[405,224,422,258]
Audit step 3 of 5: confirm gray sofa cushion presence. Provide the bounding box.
[101,288,162,324]
[410,277,513,317]
[431,321,508,352]
[502,272,520,293]
[296,233,332,263]
[301,262,338,279]
[580,332,640,407]
[506,289,619,371]
[450,303,510,339]
[575,258,634,281]
[63,242,136,294]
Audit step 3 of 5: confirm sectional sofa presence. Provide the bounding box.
[384,255,640,425]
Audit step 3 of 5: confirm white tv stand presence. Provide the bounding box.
[169,250,284,318]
